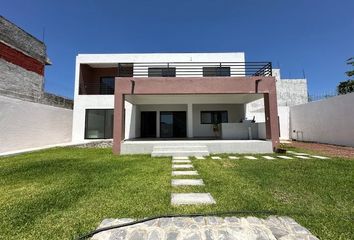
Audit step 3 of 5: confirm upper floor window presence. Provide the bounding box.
[100,77,115,94]
[201,111,228,124]
[148,67,176,77]
[118,63,133,77]
[203,67,230,77]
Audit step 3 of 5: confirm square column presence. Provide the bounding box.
[187,103,193,138]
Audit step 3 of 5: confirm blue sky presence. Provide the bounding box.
[2,0,354,99]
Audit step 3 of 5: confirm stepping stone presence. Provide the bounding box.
[286,151,297,154]
[195,156,205,160]
[294,155,311,159]
[171,193,216,205]
[172,171,198,176]
[277,155,293,159]
[172,164,193,169]
[228,156,239,160]
[172,160,191,163]
[211,156,221,160]
[244,156,257,160]
[173,156,189,160]
[311,155,330,159]
[292,152,310,156]
[262,156,275,160]
[171,179,204,186]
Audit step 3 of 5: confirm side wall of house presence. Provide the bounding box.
[290,93,354,147]
[0,95,73,153]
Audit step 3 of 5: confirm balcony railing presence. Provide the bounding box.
[129,62,272,77]
[79,62,272,95]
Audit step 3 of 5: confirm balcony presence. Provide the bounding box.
[79,62,272,95]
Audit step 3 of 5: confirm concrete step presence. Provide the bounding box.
[152,144,209,157]
[152,150,209,157]
[153,145,208,152]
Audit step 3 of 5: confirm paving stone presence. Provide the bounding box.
[294,155,311,159]
[166,231,179,240]
[262,156,275,160]
[159,218,172,227]
[205,216,224,225]
[128,229,147,240]
[173,217,192,228]
[277,156,293,159]
[172,179,204,186]
[225,217,241,224]
[182,232,202,240]
[195,156,205,160]
[211,156,221,160]
[147,230,161,240]
[245,156,257,160]
[172,170,198,176]
[172,164,194,169]
[228,156,239,160]
[109,229,127,240]
[204,229,215,240]
[193,216,206,224]
[171,193,216,205]
[172,159,192,163]
[173,156,190,160]
[311,155,329,159]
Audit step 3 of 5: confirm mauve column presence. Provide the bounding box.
[264,92,280,150]
[113,93,125,154]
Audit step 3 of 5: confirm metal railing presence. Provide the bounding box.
[129,62,272,77]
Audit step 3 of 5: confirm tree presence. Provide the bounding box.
[337,57,354,95]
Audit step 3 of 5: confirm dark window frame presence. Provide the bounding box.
[84,109,114,139]
[200,111,228,124]
[118,63,134,77]
[99,76,115,95]
[203,67,231,77]
[148,67,176,77]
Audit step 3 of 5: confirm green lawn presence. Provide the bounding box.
[0,147,353,239]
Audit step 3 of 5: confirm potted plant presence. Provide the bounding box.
[213,123,220,138]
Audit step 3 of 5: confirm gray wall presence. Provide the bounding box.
[0,95,73,153]
[290,93,354,147]
[0,58,44,101]
[0,16,47,63]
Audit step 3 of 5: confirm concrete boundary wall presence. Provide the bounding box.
[0,95,73,153]
[290,93,354,147]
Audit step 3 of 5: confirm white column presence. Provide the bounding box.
[187,103,193,138]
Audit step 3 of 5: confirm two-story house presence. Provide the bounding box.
[72,52,280,156]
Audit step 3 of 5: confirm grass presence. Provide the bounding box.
[0,147,353,239]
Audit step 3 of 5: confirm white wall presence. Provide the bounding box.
[290,93,354,147]
[0,95,72,153]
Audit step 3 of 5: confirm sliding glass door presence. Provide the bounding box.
[160,111,186,138]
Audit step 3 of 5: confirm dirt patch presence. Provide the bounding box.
[285,141,354,159]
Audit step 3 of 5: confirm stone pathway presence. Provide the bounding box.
[206,151,330,161]
[171,156,216,206]
[92,216,319,240]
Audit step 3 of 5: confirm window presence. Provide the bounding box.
[118,63,133,77]
[85,109,114,139]
[148,67,176,77]
[203,67,230,77]
[100,77,115,94]
[200,111,228,124]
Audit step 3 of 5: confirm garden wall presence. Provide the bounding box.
[0,95,73,153]
[290,92,354,147]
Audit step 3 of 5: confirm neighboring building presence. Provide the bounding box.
[0,16,72,153]
[72,52,282,156]
[245,69,308,139]
[0,15,72,108]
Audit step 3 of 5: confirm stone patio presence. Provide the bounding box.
[91,216,319,240]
